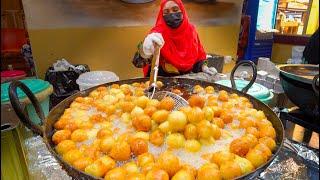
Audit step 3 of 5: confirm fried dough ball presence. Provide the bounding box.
[90,114,105,123]
[188,95,205,108]
[218,90,229,102]
[123,162,140,175]
[109,141,131,161]
[150,129,165,146]
[211,124,222,140]
[119,101,135,113]
[186,107,205,123]
[229,138,250,157]
[203,107,214,121]
[199,136,215,145]
[184,123,198,139]
[242,134,259,148]
[246,149,267,168]
[193,85,204,94]
[259,137,276,151]
[259,126,276,139]
[52,130,71,144]
[234,155,254,175]
[230,93,239,99]
[158,121,172,133]
[152,110,169,124]
[211,151,235,166]
[62,149,83,164]
[212,106,222,117]
[253,110,266,121]
[207,96,218,106]
[127,173,146,180]
[70,129,87,142]
[100,136,115,153]
[168,111,187,132]
[172,169,194,180]
[205,86,215,94]
[213,118,225,128]
[159,97,175,111]
[137,153,155,167]
[146,169,169,180]
[219,111,233,124]
[73,157,93,171]
[54,117,69,130]
[55,140,76,155]
[144,106,157,117]
[197,120,213,139]
[239,116,255,127]
[133,131,150,141]
[220,161,242,180]
[104,167,127,180]
[254,143,272,159]
[121,113,131,123]
[184,139,201,152]
[147,99,160,108]
[132,115,152,132]
[141,162,159,175]
[167,133,186,149]
[78,121,94,129]
[180,164,197,178]
[134,96,149,109]
[131,106,145,118]
[85,161,108,178]
[197,163,221,180]
[157,151,181,177]
[96,128,113,139]
[135,89,145,97]
[130,138,148,156]
[246,127,260,138]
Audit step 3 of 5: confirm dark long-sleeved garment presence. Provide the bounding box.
[303,29,319,65]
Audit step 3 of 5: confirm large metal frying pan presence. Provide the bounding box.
[9,63,284,180]
[277,64,319,118]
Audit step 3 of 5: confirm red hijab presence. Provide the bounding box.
[143,0,206,76]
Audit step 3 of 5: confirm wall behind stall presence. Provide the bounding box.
[22,0,243,79]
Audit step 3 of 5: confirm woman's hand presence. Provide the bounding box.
[142,33,165,58]
[202,64,218,76]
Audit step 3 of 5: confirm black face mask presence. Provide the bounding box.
[163,12,183,29]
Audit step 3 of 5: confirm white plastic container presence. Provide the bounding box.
[76,71,119,91]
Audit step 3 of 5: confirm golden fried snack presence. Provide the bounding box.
[203,107,214,121]
[109,141,131,161]
[159,97,175,111]
[219,111,233,124]
[220,160,242,180]
[55,140,76,155]
[152,110,169,124]
[171,169,194,180]
[132,115,152,132]
[127,173,146,180]
[97,128,113,139]
[137,153,155,167]
[62,149,83,164]
[141,162,158,175]
[146,169,169,180]
[85,161,108,178]
[184,139,201,152]
[259,126,276,139]
[135,96,149,109]
[211,151,235,166]
[197,120,213,139]
[246,127,260,138]
[253,143,272,159]
[52,130,71,144]
[167,133,186,149]
[197,163,221,180]
[213,118,224,128]
[184,123,198,139]
[229,138,250,157]
[211,124,222,140]
[186,107,205,123]
[242,134,259,149]
[100,136,115,153]
[71,129,88,142]
[205,86,215,94]
[218,90,229,102]
[246,148,267,168]
[157,151,181,177]
[73,157,93,171]
[150,129,165,146]
[123,162,140,175]
[144,106,157,117]
[130,138,148,156]
[104,167,127,180]
[187,95,205,108]
[167,111,187,132]
[158,121,172,133]
[259,137,276,151]
[119,101,135,113]
[234,156,254,175]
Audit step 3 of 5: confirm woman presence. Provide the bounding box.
[132,0,217,77]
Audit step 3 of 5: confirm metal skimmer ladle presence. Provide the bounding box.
[145,45,188,110]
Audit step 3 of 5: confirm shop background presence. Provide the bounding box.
[22,0,243,79]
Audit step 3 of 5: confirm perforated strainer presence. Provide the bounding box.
[145,45,188,110]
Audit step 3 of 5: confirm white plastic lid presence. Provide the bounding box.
[76,71,119,86]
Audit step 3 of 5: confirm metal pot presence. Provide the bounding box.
[9,61,284,179]
[277,64,319,119]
